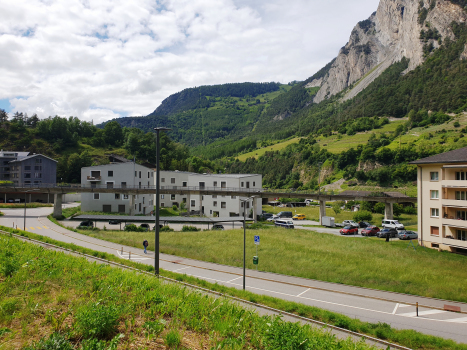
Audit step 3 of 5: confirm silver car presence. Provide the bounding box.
[398,230,418,240]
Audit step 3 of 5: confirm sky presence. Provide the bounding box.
[0,0,379,124]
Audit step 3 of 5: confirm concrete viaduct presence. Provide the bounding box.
[0,184,416,224]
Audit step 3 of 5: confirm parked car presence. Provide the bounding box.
[212,224,224,230]
[342,220,359,228]
[78,220,93,229]
[7,198,14,203]
[260,213,274,221]
[266,216,276,222]
[292,214,306,220]
[340,226,358,235]
[274,219,294,229]
[140,224,150,231]
[381,219,404,230]
[358,221,371,228]
[361,225,380,236]
[108,219,120,225]
[377,228,398,238]
[398,230,418,240]
[305,199,314,205]
[276,211,293,219]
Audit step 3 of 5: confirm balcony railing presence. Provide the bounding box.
[442,199,467,207]
[87,176,102,181]
[442,180,467,188]
[443,236,467,248]
[442,218,467,229]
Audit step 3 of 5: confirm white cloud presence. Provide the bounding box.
[0,0,379,122]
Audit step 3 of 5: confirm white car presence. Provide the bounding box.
[381,219,404,230]
[267,215,279,222]
[342,220,358,227]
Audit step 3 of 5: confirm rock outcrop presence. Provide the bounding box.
[313,0,467,104]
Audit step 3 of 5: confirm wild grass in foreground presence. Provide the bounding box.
[1,226,466,350]
[0,234,376,350]
[72,225,467,302]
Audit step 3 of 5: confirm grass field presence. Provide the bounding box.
[1,234,381,350]
[236,137,302,161]
[262,205,418,231]
[3,227,467,349]
[0,203,53,209]
[72,220,467,302]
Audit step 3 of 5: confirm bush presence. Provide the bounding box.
[172,204,178,211]
[181,225,200,232]
[160,226,174,232]
[124,224,145,232]
[247,223,268,230]
[74,303,121,339]
[454,121,461,128]
[165,329,182,348]
[403,206,417,215]
[373,202,385,214]
[353,210,373,223]
[331,201,343,214]
[24,333,73,350]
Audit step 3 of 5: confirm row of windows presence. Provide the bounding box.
[160,178,257,188]
[455,191,467,200]
[90,170,154,178]
[160,194,237,200]
[430,171,467,181]
[457,230,467,241]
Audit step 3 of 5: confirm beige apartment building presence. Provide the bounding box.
[411,146,467,253]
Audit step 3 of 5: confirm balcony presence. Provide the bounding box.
[87,176,102,182]
[442,199,467,208]
[442,218,467,229]
[442,236,467,249]
[442,180,467,189]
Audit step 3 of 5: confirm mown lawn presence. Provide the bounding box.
[0,234,377,350]
[75,223,467,303]
[236,137,302,161]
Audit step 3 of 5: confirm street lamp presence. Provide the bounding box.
[239,196,255,290]
[154,127,171,276]
[23,189,39,231]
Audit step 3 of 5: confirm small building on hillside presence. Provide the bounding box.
[410,146,467,253]
[80,161,154,215]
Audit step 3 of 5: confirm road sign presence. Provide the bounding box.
[254,235,260,245]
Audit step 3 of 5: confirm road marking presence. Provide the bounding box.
[226,276,242,283]
[398,310,446,317]
[392,303,399,315]
[36,227,42,230]
[398,304,411,308]
[116,250,151,261]
[42,226,48,229]
[297,288,311,297]
[172,266,190,272]
[444,316,467,322]
[29,227,35,230]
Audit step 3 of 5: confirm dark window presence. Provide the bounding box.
[107,182,114,189]
[108,171,113,177]
[103,205,111,213]
[171,194,176,200]
[34,166,42,170]
[118,205,125,213]
[121,182,126,188]
[139,171,141,178]
[93,193,100,200]
[221,202,226,209]
[171,178,176,184]
[183,182,187,187]
[25,166,31,170]
[115,194,120,199]
[24,173,31,178]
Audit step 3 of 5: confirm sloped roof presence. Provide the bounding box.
[410,146,467,165]
[9,154,57,163]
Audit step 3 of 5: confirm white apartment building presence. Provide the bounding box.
[411,146,467,253]
[81,162,154,215]
[160,171,262,218]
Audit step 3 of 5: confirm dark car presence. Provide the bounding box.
[77,220,93,229]
[361,225,380,236]
[377,228,398,238]
[359,221,371,228]
[108,219,120,225]
[277,211,293,218]
[340,226,358,235]
[140,224,150,231]
[212,224,224,230]
[260,213,274,221]
[398,230,418,240]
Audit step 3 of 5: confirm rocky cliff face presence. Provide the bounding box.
[313,0,467,104]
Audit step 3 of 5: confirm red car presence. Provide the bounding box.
[340,226,358,235]
[361,225,380,236]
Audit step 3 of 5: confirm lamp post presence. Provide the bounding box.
[239,196,255,290]
[153,127,171,276]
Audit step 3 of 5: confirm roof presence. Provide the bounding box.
[410,146,467,165]
[339,190,409,198]
[109,154,132,163]
[0,151,30,159]
[9,154,57,163]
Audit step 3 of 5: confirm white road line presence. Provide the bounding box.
[398,304,411,308]
[297,288,311,297]
[172,266,191,272]
[116,250,151,261]
[444,316,467,323]
[392,303,399,315]
[226,276,242,283]
[398,310,446,317]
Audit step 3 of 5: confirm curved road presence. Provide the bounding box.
[1,205,466,344]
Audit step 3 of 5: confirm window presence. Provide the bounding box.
[202,195,204,200]
[213,201,218,207]
[35,158,42,163]
[139,182,141,188]
[457,210,467,220]
[457,230,467,241]
[199,182,205,189]
[182,181,187,187]
[430,172,439,181]
[246,202,250,208]
[148,172,150,178]
[430,190,439,199]
[121,182,127,188]
[24,173,31,178]
[231,196,236,199]
[143,197,145,204]
[430,226,439,236]
[91,170,100,177]
[93,193,100,200]
[123,194,129,199]
[115,194,120,199]
[456,191,467,200]
[221,182,226,188]
[191,200,195,207]
[253,182,256,187]
[25,166,31,170]
[108,171,113,177]
[456,172,466,180]
[135,171,137,177]
[171,194,176,200]
[161,178,165,182]
[213,181,218,187]
[107,182,114,189]
[221,202,226,208]
[171,178,175,184]
[431,208,439,217]
[212,195,217,198]
[241,182,244,187]
[161,195,164,199]
[246,182,250,188]
[139,171,141,178]
[34,173,42,178]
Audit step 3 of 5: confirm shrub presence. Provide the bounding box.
[23,333,73,350]
[373,202,385,214]
[454,121,460,128]
[165,329,182,348]
[181,225,200,232]
[403,206,417,215]
[353,210,373,223]
[331,201,343,214]
[80,334,124,350]
[124,224,145,232]
[172,204,178,211]
[160,226,174,232]
[247,223,267,230]
[74,303,121,339]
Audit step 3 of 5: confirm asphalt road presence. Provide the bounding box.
[1,205,466,343]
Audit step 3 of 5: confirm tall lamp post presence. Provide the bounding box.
[239,196,255,290]
[153,127,171,276]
